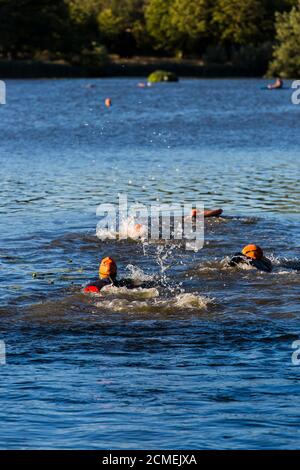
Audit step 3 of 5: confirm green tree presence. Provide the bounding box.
[98,7,124,37]
[97,0,147,55]
[268,0,300,77]
[68,0,101,24]
[170,0,212,40]
[67,0,102,50]
[0,0,71,58]
[170,0,214,54]
[212,0,268,46]
[145,0,179,53]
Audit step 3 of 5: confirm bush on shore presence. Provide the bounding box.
[147,70,178,82]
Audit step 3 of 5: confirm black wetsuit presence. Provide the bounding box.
[229,253,273,273]
[85,277,136,291]
[85,277,155,292]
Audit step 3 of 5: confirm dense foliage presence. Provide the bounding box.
[269,0,300,77]
[0,0,298,75]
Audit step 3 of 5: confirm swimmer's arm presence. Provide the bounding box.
[83,278,112,293]
[114,278,136,288]
[115,278,156,289]
[204,209,223,218]
[262,257,273,273]
[228,253,245,266]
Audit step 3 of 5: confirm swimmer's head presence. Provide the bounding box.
[191,209,198,218]
[242,244,263,260]
[129,223,145,239]
[99,257,117,280]
[135,223,143,233]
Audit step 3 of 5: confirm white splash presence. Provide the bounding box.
[100,285,159,299]
[125,264,154,282]
[96,215,147,241]
[95,288,212,313]
[120,217,147,240]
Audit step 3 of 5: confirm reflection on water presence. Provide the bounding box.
[0,79,299,449]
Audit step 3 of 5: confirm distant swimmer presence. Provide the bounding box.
[126,222,147,239]
[267,78,283,90]
[83,256,152,293]
[137,82,152,88]
[191,208,223,219]
[229,244,273,273]
[84,257,129,293]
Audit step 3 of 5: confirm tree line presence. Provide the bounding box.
[0,0,299,76]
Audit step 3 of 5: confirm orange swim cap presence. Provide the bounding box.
[99,257,117,279]
[134,223,143,234]
[191,209,198,217]
[242,244,263,260]
[105,98,111,107]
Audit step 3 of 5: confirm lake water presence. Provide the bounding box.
[0,78,299,449]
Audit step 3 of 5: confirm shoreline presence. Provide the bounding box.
[0,57,267,79]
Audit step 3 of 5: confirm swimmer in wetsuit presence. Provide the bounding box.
[84,256,154,293]
[267,78,283,90]
[84,257,136,293]
[229,244,273,273]
[191,208,223,219]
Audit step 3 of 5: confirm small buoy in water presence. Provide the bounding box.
[105,98,111,107]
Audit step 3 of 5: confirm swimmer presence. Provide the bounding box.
[267,78,283,90]
[126,222,147,239]
[83,256,153,293]
[191,208,223,219]
[137,82,152,88]
[229,244,273,273]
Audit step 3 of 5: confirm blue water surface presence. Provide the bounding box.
[0,78,299,449]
